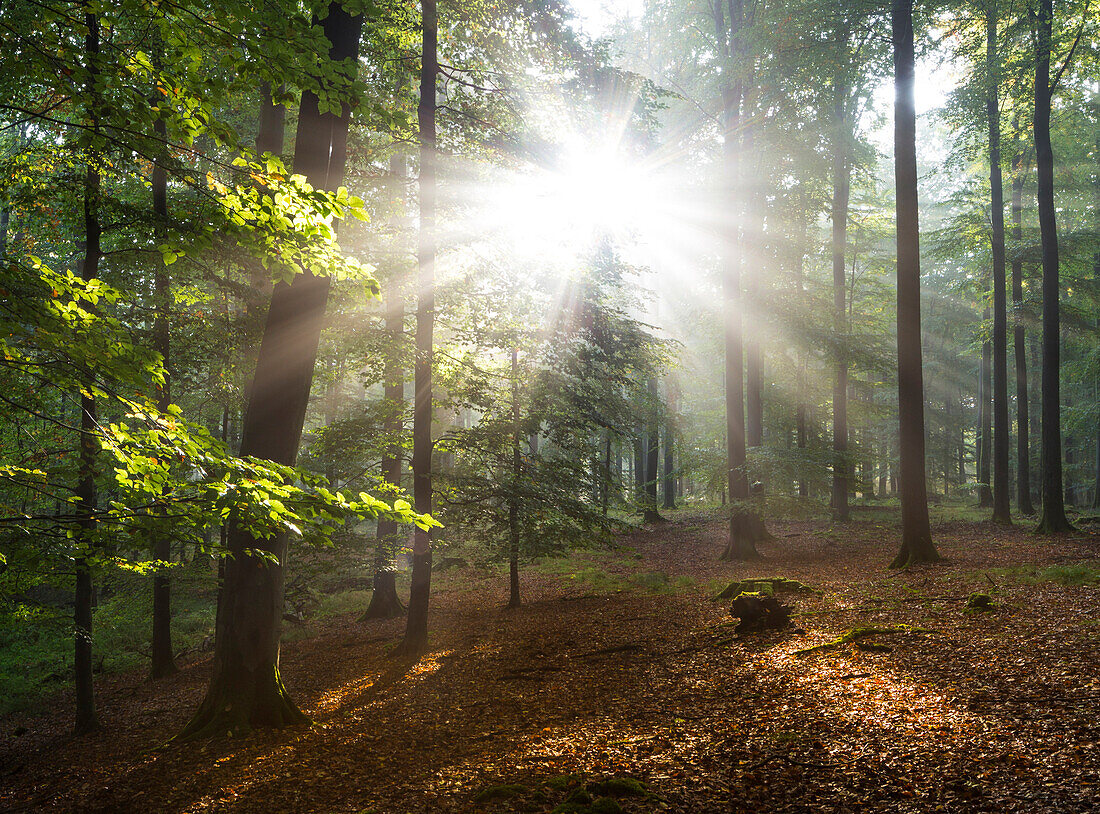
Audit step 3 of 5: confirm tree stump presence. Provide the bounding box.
[729,592,792,632]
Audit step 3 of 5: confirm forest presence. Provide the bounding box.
[0,0,1098,810]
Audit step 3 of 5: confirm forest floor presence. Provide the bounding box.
[1,508,1099,813]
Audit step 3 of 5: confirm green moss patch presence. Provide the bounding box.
[715,577,820,600]
[794,625,934,656]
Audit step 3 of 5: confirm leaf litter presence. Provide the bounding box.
[1,511,1098,812]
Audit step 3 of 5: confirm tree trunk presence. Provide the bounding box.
[890,0,940,568]
[977,328,993,505]
[643,378,662,523]
[73,8,102,736]
[401,0,438,657]
[1011,145,1036,514]
[1033,0,1073,533]
[832,57,852,522]
[662,423,675,510]
[717,0,767,560]
[149,57,178,678]
[363,83,408,623]
[508,348,521,608]
[986,3,1012,523]
[177,3,363,739]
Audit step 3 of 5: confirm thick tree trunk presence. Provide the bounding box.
[178,3,363,739]
[401,0,438,657]
[74,9,102,736]
[832,62,852,522]
[717,0,767,560]
[1033,0,1073,533]
[890,0,940,568]
[1011,148,1036,514]
[986,4,1012,523]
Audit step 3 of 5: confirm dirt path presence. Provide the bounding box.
[2,512,1099,812]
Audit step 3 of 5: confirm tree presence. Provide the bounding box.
[400,0,438,659]
[986,0,1012,524]
[1010,142,1036,514]
[716,0,768,561]
[831,13,854,523]
[890,0,940,569]
[1033,0,1073,533]
[362,84,410,622]
[74,8,103,733]
[178,2,367,738]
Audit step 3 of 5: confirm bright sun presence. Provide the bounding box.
[482,139,664,262]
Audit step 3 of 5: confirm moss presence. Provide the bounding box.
[473,783,528,803]
[794,625,934,656]
[716,577,820,600]
[587,777,648,797]
[590,798,624,813]
[966,593,995,612]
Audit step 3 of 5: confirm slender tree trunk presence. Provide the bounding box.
[149,101,178,679]
[1011,146,1036,514]
[73,8,102,736]
[507,348,521,608]
[643,378,662,523]
[363,85,409,622]
[890,0,940,568]
[662,423,675,510]
[1094,139,1100,509]
[977,326,993,505]
[401,0,438,656]
[986,3,1012,523]
[832,59,852,522]
[795,189,809,499]
[1033,0,1072,533]
[178,3,363,739]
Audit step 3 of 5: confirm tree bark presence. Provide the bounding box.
[662,423,675,510]
[508,348,521,608]
[177,3,363,739]
[977,325,993,505]
[832,52,852,522]
[400,0,438,657]
[363,82,409,623]
[1011,146,1036,514]
[890,0,940,568]
[986,2,1012,523]
[717,0,766,560]
[149,50,178,678]
[643,378,662,523]
[1033,0,1073,533]
[74,8,102,736]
